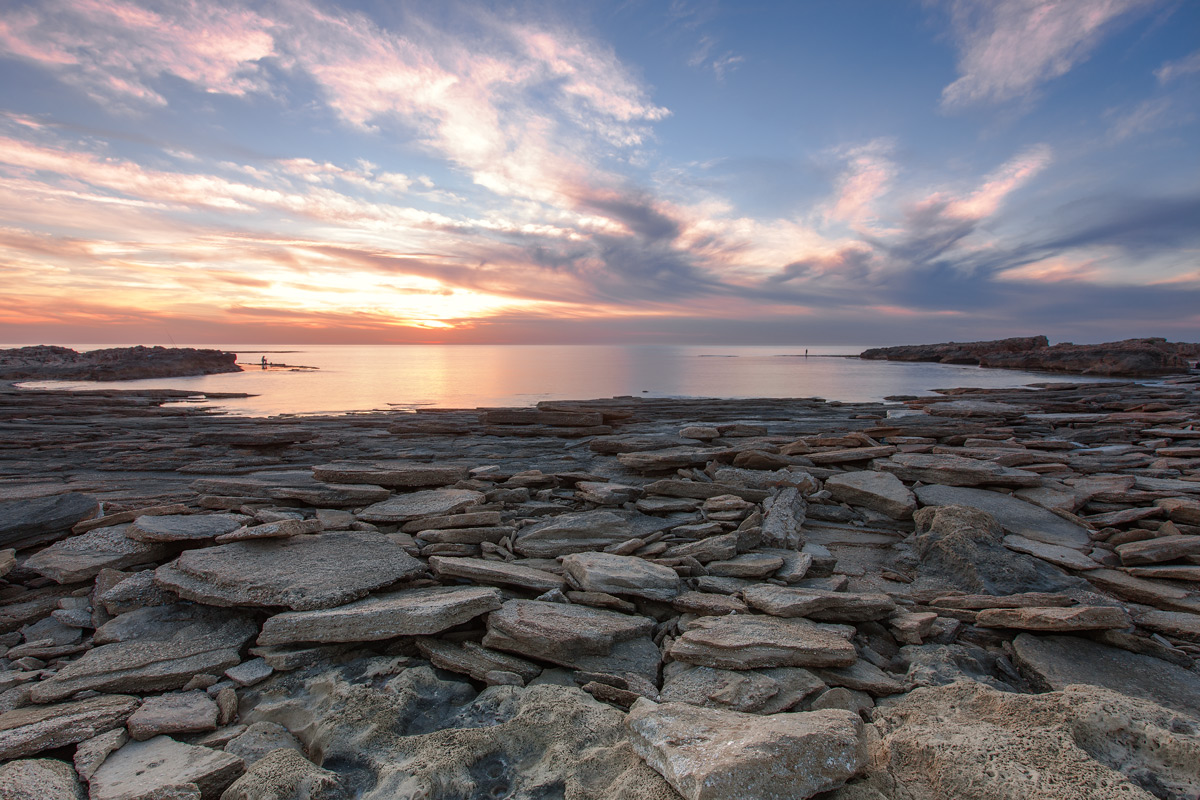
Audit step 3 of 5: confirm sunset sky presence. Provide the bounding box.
[1,0,1197,345]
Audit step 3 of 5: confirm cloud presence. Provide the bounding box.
[1155,48,1200,83]
[822,140,897,229]
[1106,97,1175,142]
[937,0,1152,109]
[686,34,743,80]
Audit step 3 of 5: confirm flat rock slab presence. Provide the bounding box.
[89,735,245,800]
[743,585,896,622]
[824,470,916,519]
[617,446,730,472]
[257,585,503,645]
[0,694,139,760]
[483,599,660,681]
[267,482,390,507]
[1013,633,1200,719]
[126,691,218,740]
[660,665,825,715]
[513,510,636,558]
[416,637,543,684]
[1116,535,1200,566]
[976,606,1131,632]
[1003,535,1099,571]
[561,552,682,601]
[31,615,256,703]
[627,700,863,800]
[428,556,566,593]
[915,485,1091,550]
[0,492,99,550]
[313,463,467,487]
[877,453,1041,488]
[155,532,426,611]
[127,514,243,543]
[24,524,172,584]
[358,489,485,522]
[670,614,857,669]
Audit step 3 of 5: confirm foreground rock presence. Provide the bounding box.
[628,699,863,800]
[670,615,857,669]
[88,735,244,800]
[0,695,139,760]
[0,493,99,550]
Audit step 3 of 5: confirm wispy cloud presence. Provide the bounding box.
[687,35,744,81]
[1155,48,1200,83]
[937,0,1153,110]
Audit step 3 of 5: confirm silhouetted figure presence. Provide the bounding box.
[261,356,267,369]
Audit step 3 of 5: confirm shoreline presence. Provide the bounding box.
[1,375,1199,796]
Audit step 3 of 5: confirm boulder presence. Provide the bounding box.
[914,485,1091,550]
[669,615,857,670]
[1012,633,1200,718]
[627,699,864,800]
[0,694,139,760]
[824,471,915,519]
[256,585,503,646]
[0,493,99,550]
[24,524,172,584]
[154,532,425,611]
[561,552,682,601]
[88,735,244,800]
[0,758,86,800]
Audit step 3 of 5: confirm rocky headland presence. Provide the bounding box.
[0,346,242,382]
[861,335,1200,377]
[2,374,1200,799]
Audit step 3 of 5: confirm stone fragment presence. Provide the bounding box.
[0,758,85,800]
[313,462,467,487]
[975,605,1131,631]
[660,665,825,714]
[1116,535,1200,565]
[706,553,785,578]
[224,658,273,687]
[513,511,636,558]
[257,585,502,646]
[561,552,682,601]
[618,447,728,472]
[267,483,390,507]
[24,525,172,584]
[760,486,806,549]
[743,585,896,622]
[663,534,738,563]
[0,493,99,550]
[877,453,1041,487]
[219,747,345,800]
[0,548,15,578]
[576,481,642,506]
[88,736,244,800]
[100,570,176,616]
[223,721,304,766]
[126,514,242,543]
[483,600,660,681]
[155,532,425,611]
[914,484,1091,550]
[357,489,485,523]
[0,694,139,760]
[126,691,218,741]
[1155,496,1200,526]
[74,728,128,781]
[670,614,857,669]
[428,556,566,593]
[1002,534,1099,571]
[1085,568,1200,614]
[214,518,322,543]
[644,480,769,503]
[824,470,916,519]
[626,699,863,800]
[1012,633,1200,718]
[671,591,749,616]
[812,660,904,696]
[415,637,542,684]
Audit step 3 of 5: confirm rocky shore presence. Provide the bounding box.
[0,346,241,382]
[2,374,1200,799]
[861,335,1200,377]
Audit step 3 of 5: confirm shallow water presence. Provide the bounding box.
[13,344,1119,417]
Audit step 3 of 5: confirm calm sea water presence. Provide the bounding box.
[13,344,1118,417]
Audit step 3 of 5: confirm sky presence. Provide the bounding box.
[0,0,1197,346]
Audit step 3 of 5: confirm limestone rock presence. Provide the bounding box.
[0,493,99,551]
[876,453,1041,488]
[743,585,896,622]
[266,483,390,507]
[706,553,785,579]
[155,532,426,611]
[562,552,682,601]
[1155,496,1200,526]
[0,758,86,800]
[659,665,825,715]
[357,489,485,523]
[1012,633,1200,718]
[126,514,242,543]
[88,736,244,800]
[845,680,1200,800]
[0,694,139,760]
[618,446,728,472]
[1002,535,1099,571]
[483,600,660,681]
[428,556,566,593]
[223,722,305,767]
[1116,535,1200,566]
[824,471,915,519]
[127,691,218,741]
[416,638,542,685]
[669,615,857,670]
[215,518,322,544]
[74,728,128,781]
[627,699,864,800]
[0,548,16,577]
[257,585,503,646]
[512,511,636,558]
[761,486,806,549]
[975,606,1131,632]
[219,747,345,800]
[100,570,177,615]
[915,484,1091,550]
[24,525,172,584]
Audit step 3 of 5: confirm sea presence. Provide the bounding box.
[12,344,1120,417]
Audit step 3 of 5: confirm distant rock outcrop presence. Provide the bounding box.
[0,345,241,381]
[860,336,1200,377]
